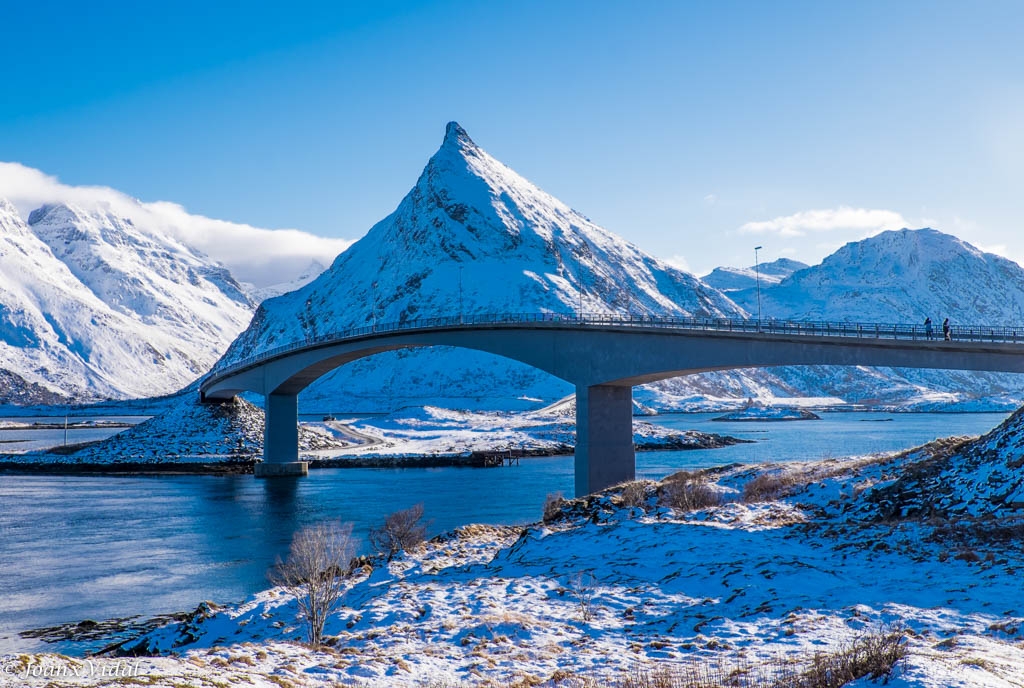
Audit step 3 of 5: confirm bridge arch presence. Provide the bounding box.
[201,314,1024,495]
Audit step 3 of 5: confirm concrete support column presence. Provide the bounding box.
[256,393,307,477]
[574,384,634,496]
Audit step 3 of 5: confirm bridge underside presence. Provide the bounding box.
[253,383,636,494]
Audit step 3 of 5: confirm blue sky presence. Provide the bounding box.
[2,0,1023,280]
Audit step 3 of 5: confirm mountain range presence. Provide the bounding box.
[219,123,1024,413]
[3,123,1024,411]
[701,257,808,293]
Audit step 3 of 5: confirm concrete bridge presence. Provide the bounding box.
[200,313,1024,495]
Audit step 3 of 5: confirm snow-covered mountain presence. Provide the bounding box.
[219,122,742,409]
[6,125,1023,413]
[0,199,255,403]
[218,127,1024,414]
[702,257,808,293]
[664,228,1024,410]
[244,260,328,304]
[731,228,1024,323]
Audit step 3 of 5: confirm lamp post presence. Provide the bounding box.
[576,250,583,320]
[458,265,464,324]
[754,246,763,331]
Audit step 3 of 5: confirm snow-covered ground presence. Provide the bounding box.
[10,408,1024,687]
[0,391,344,465]
[711,406,820,421]
[306,398,740,461]
[0,394,739,465]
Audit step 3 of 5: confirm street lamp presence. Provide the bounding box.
[754,246,763,330]
[576,250,583,320]
[458,265,464,324]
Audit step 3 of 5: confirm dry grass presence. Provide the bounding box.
[743,471,804,503]
[418,626,906,687]
[743,453,895,504]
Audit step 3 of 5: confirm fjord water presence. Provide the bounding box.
[0,411,1008,655]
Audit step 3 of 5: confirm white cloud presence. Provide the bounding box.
[0,162,354,287]
[703,193,718,205]
[738,206,909,238]
[663,254,692,273]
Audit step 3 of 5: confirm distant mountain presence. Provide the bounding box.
[732,229,1024,323]
[219,122,743,410]
[0,199,255,403]
[655,229,1024,411]
[702,258,808,293]
[243,260,328,304]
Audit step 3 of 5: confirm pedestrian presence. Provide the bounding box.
[924,317,933,339]
[943,318,951,341]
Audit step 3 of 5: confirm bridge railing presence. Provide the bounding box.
[204,313,1024,385]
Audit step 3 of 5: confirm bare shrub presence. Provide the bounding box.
[620,481,650,509]
[743,471,800,503]
[543,491,566,523]
[568,570,598,623]
[369,503,428,559]
[659,473,721,512]
[270,521,357,647]
[796,625,907,687]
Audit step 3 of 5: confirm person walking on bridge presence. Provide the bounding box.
[924,317,933,339]
[943,318,951,341]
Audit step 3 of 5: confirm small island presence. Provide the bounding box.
[712,404,820,422]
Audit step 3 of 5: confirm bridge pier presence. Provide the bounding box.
[574,384,635,496]
[255,392,307,478]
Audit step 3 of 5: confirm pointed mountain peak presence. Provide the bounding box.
[443,121,475,150]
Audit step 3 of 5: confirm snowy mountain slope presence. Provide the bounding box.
[217,123,742,407]
[223,122,739,364]
[29,202,252,335]
[244,259,328,304]
[851,404,1024,520]
[0,198,255,402]
[692,229,1024,410]
[733,228,1024,324]
[701,257,808,292]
